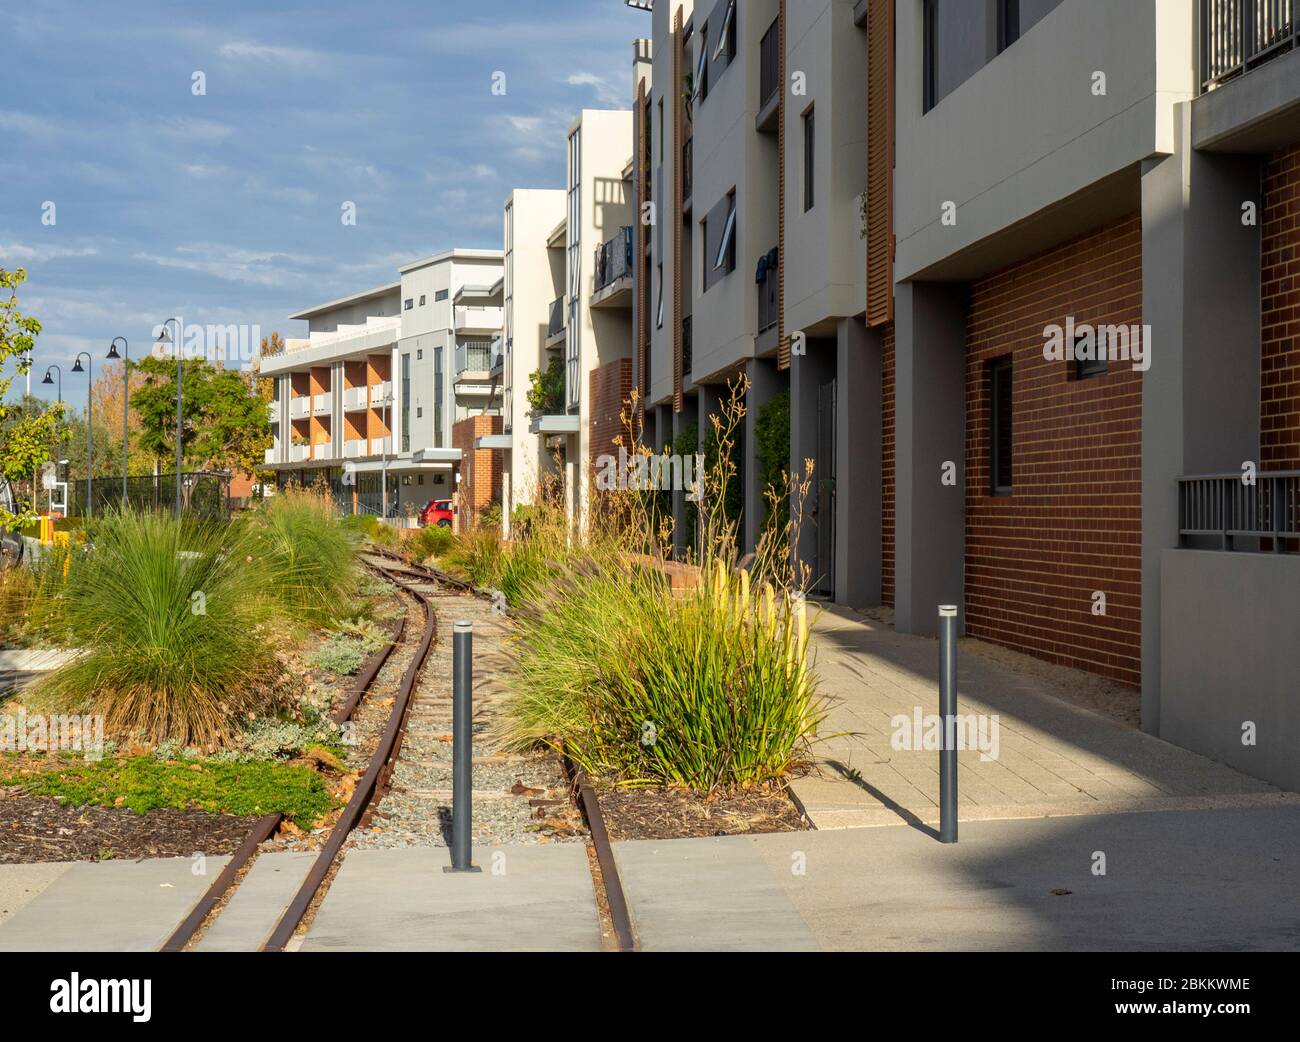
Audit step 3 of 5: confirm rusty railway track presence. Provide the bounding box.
[163,540,638,952]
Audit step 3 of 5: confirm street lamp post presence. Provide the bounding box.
[41,366,62,514]
[155,318,183,518]
[71,352,93,517]
[381,392,393,520]
[107,337,130,506]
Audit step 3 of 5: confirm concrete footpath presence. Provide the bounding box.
[614,803,1300,951]
[300,843,602,951]
[791,607,1291,829]
[0,856,226,951]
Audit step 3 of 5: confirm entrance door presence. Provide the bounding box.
[815,378,836,599]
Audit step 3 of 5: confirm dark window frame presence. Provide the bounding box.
[1074,330,1109,380]
[802,105,815,212]
[435,289,449,302]
[997,0,1020,52]
[922,0,937,113]
[989,357,1013,496]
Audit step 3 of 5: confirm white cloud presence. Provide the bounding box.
[218,40,324,68]
[0,243,99,264]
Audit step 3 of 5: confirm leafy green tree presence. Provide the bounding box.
[0,270,61,524]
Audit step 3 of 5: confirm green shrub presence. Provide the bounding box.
[307,636,366,675]
[0,755,333,826]
[27,509,277,746]
[409,523,453,561]
[243,490,359,625]
[503,559,822,790]
[755,389,791,530]
[443,527,505,588]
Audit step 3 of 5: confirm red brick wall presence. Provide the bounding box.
[965,214,1143,687]
[451,415,503,526]
[589,358,633,463]
[1262,143,1300,469]
[881,323,895,608]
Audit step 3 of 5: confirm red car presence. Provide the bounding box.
[421,499,454,528]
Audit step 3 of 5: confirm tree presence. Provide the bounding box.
[0,270,60,524]
[131,356,271,476]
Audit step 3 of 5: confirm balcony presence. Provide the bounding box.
[264,447,277,465]
[370,381,392,408]
[454,305,504,333]
[313,393,331,417]
[289,443,310,462]
[456,341,499,376]
[757,16,781,132]
[370,436,392,456]
[1201,0,1297,92]
[594,226,634,294]
[343,438,366,459]
[546,296,566,345]
[268,400,281,425]
[312,442,331,461]
[289,396,311,420]
[1178,471,1300,551]
[343,386,368,412]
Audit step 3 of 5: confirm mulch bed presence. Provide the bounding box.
[0,793,260,864]
[595,782,808,842]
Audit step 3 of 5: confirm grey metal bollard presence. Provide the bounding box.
[446,620,480,872]
[938,605,959,844]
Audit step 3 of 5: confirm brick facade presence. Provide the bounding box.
[1261,143,1300,470]
[451,414,503,527]
[589,358,633,463]
[964,214,1143,687]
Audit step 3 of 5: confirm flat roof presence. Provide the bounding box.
[398,247,503,274]
[288,282,400,321]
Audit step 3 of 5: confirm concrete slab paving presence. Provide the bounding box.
[0,861,74,927]
[194,851,315,952]
[301,844,602,951]
[794,606,1293,828]
[0,856,229,951]
[614,837,820,951]
[616,804,1300,951]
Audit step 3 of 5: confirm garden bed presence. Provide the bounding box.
[595,781,808,842]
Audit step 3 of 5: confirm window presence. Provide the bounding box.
[419,294,426,306]
[803,107,815,212]
[435,289,449,302]
[404,298,413,311]
[417,407,423,418]
[657,99,664,162]
[656,264,664,328]
[999,0,1065,51]
[990,358,1013,495]
[1074,329,1109,380]
[713,0,737,62]
[714,195,736,271]
[400,353,411,453]
[693,25,709,103]
[417,348,423,361]
[923,0,992,112]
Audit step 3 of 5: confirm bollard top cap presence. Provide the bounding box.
[938,605,958,618]
[453,620,473,632]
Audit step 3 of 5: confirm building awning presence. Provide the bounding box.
[529,414,580,435]
[412,447,463,466]
[475,434,512,450]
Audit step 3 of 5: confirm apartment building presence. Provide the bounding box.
[490,188,566,537]
[262,248,502,516]
[630,0,870,597]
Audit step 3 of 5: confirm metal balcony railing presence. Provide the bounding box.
[760,16,781,109]
[548,296,565,338]
[456,341,497,374]
[594,226,634,292]
[1201,0,1296,91]
[1178,471,1300,550]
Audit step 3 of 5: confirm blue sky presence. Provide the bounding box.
[0,0,645,401]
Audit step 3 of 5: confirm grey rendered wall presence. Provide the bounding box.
[1160,550,1300,791]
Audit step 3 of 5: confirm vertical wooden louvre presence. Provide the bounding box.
[865,0,894,327]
